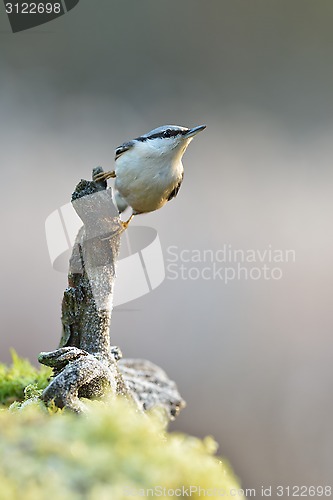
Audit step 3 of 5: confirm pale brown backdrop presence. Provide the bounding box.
[1,0,333,494]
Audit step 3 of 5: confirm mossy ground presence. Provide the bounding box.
[0,353,244,500]
[0,350,51,407]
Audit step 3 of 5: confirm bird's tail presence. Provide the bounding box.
[114,190,129,214]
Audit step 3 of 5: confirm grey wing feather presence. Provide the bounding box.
[115,141,134,160]
[167,172,184,202]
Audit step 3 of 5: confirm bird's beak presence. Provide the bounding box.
[183,124,207,139]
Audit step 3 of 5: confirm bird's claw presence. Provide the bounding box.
[93,170,116,183]
[100,215,134,240]
[121,214,134,230]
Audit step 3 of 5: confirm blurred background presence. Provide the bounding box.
[1,0,333,493]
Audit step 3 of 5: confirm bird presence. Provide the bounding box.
[94,124,206,228]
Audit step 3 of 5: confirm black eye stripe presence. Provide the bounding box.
[135,128,188,142]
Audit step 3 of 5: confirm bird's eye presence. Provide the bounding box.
[163,129,172,138]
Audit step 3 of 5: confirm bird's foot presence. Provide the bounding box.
[93,170,116,183]
[120,214,134,230]
[100,215,134,240]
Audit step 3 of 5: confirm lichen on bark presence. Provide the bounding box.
[38,168,185,419]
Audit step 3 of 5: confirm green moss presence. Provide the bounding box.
[0,354,244,499]
[0,351,51,407]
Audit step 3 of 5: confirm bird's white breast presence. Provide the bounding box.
[114,141,184,214]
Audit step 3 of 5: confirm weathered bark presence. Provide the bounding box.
[39,168,185,419]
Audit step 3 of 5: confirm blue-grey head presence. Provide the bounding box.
[115,124,206,160]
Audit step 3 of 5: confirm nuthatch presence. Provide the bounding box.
[94,124,206,228]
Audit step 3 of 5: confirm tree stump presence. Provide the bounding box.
[39,168,185,419]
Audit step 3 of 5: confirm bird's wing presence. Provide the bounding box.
[115,141,134,161]
[167,172,184,202]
